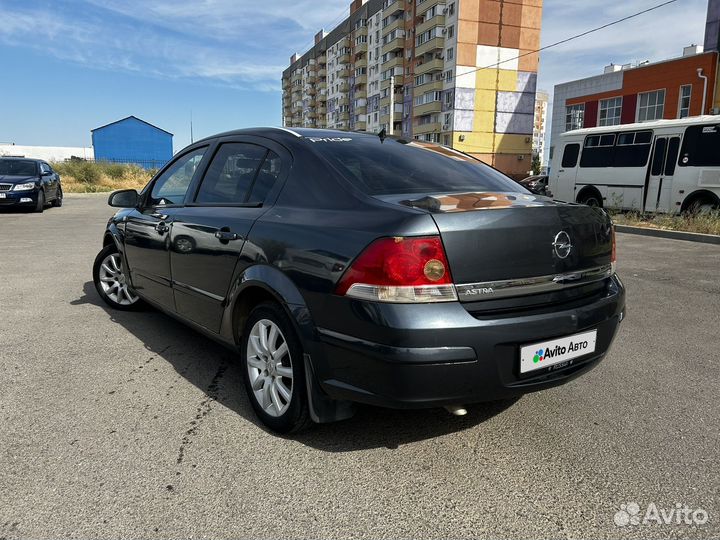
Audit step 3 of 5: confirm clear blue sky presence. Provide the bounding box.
[0,0,710,152]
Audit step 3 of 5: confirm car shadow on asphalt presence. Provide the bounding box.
[73,281,519,451]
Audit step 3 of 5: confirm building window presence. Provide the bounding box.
[565,104,585,131]
[598,97,622,126]
[444,69,453,82]
[448,3,455,15]
[637,90,665,122]
[447,25,454,39]
[678,84,692,118]
[446,47,454,60]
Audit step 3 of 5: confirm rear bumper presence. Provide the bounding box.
[0,190,39,206]
[309,275,625,408]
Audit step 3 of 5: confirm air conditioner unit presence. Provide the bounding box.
[441,28,448,34]
[442,7,449,14]
[442,123,450,131]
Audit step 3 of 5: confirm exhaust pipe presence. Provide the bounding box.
[444,405,468,416]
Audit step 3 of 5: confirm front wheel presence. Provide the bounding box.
[93,244,144,310]
[241,302,310,433]
[34,190,45,213]
[52,186,63,207]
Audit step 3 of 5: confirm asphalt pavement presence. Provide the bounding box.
[0,195,718,539]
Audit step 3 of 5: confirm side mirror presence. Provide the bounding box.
[108,189,139,208]
[41,170,52,176]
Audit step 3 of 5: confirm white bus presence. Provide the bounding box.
[549,116,720,214]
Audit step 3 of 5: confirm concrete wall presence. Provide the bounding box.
[0,145,94,162]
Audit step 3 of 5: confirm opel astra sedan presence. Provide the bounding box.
[0,157,63,212]
[93,128,625,433]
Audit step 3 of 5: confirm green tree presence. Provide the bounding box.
[531,153,542,176]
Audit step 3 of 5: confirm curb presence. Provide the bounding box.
[64,192,111,198]
[615,224,720,245]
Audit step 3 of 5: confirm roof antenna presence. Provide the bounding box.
[190,109,194,144]
[378,127,387,143]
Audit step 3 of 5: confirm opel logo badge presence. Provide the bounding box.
[553,231,573,259]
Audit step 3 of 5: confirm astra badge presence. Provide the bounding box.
[553,231,573,259]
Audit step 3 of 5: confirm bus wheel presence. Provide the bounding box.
[682,192,720,215]
[578,189,603,208]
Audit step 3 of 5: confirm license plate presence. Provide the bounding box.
[0,193,5,198]
[520,329,597,374]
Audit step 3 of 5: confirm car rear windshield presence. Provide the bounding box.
[308,136,526,196]
[0,159,37,176]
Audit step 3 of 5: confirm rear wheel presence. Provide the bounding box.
[578,190,602,208]
[34,190,45,213]
[241,302,310,433]
[684,196,719,215]
[52,186,63,207]
[93,244,144,311]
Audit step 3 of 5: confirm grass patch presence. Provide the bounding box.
[53,160,155,193]
[612,210,720,236]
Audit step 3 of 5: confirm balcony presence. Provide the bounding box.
[318,54,327,64]
[317,106,327,115]
[415,57,444,76]
[354,41,368,53]
[339,112,350,121]
[355,105,368,115]
[383,0,404,15]
[338,53,351,64]
[355,25,368,37]
[317,80,327,89]
[382,17,402,36]
[416,14,445,36]
[382,35,405,53]
[318,67,327,76]
[339,82,350,93]
[337,96,349,106]
[354,54,368,67]
[307,72,317,83]
[414,121,442,135]
[382,55,404,70]
[413,101,442,116]
[354,74,367,85]
[306,86,317,96]
[307,109,318,119]
[414,79,444,93]
[355,121,367,131]
[282,78,290,89]
[415,36,445,57]
[380,111,403,124]
[337,67,350,78]
[379,92,404,107]
[380,75,404,89]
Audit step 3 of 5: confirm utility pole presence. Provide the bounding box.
[388,75,395,135]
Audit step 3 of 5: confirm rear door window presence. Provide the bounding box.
[679,124,720,166]
[194,143,282,205]
[308,137,524,195]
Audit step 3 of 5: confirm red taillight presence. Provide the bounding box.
[611,226,617,264]
[336,236,457,303]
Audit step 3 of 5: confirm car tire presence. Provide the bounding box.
[241,301,311,434]
[34,190,45,213]
[92,244,145,311]
[52,186,63,207]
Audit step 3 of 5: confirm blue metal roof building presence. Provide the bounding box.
[91,116,173,168]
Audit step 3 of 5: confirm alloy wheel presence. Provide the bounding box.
[246,319,293,417]
[98,253,139,306]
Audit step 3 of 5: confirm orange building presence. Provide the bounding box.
[550,0,720,158]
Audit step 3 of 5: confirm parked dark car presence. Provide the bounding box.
[93,128,625,433]
[519,174,550,196]
[0,158,63,212]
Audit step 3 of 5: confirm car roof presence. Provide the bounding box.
[0,157,43,162]
[194,127,380,145]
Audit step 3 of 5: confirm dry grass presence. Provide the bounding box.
[612,211,720,236]
[53,160,154,193]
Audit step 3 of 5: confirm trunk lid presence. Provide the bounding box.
[376,192,613,294]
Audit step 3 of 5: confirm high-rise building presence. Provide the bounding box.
[533,89,548,162]
[282,0,543,178]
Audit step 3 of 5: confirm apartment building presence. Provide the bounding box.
[282,0,543,178]
[533,89,548,161]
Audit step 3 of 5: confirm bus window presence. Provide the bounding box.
[679,124,720,166]
[561,144,580,168]
[651,138,667,176]
[615,131,652,167]
[581,134,615,168]
[665,137,680,176]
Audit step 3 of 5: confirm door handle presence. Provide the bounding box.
[558,169,565,173]
[155,221,170,234]
[215,230,241,242]
[151,212,168,220]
